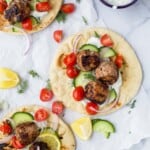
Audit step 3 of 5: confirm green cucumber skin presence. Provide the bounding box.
[11,112,34,126]
[100,47,116,58]
[79,44,100,52]
[92,119,115,138]
[109,89,117,100]
[73,71,94,87]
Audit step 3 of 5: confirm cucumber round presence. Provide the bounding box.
[109,88,117,101]
[11,112,34,126]
[30,16,40,27]
[92,119,115,138]
[80,44,99,52]
[73,71,95,87]
[100,47,116,58]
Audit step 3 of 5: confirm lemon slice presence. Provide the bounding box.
[0,68,20,89]
[71,117,92,140]
[38,133,61,150]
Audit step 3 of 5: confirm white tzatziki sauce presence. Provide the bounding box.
[105,0,133,6]
[31,11,48,19]
[87,37,102,48]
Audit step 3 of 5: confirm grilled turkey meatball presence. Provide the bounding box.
[15,122,40,145]
[4,0,31,24]
[29,141,49,150]
[77,50,100,71]
[85,81,109,104]
[95,61,119,85]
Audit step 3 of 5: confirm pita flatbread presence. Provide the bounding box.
[0,105,76,150]
[50,27,142,116]
[0,0,62,34]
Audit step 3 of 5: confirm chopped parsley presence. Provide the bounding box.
[94,31,100,38]
[82,16,88,25]
[127,99,136,109]
[56,11,67,23]
[28,70,40,78]
[84,73,95,80]
[17,80,28,94]
[76,0,81,3]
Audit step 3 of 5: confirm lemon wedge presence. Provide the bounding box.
[38,133,61,150]
[0,68,20,89]
[71,117,92,140]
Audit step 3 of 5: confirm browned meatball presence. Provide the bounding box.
[85,81,109,104]
[95,61,118,85]
[4,0,31,24]
[77,50,100,71]
[15,122,40,145]
[29,142,49,150]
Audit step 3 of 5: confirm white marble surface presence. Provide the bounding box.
[94,0,150,149]
[0,0,150,149]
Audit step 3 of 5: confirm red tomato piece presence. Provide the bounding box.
[66,66,79,78]
[73,86,85,101]
[101,34,114,47]
[52,101,64,115]
[36,2,51,12]
[61,3,75,14]
[34,109,49,122]
[22,18,32,30]
[115,55,124,68]
[63,52,77,67]
[53,30,63,43]
[0,1,7,13]
[12,136,24,149]
[0,121,12,134]
[85,102,99,115]
[40,88,53,102]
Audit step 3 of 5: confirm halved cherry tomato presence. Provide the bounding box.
[85,102,99,115]
[73,86,85,101]
[0,1,7,13]
[22,18,32,30]
[115,55,124,68]
[36,2,51,12]
[34,109,49,122]
[0,121,12,134]
[63,52,77,67]
[11,136,24,149]
[40,88,53,102]
[101,34,114,47]
[52,101,64,115]
[66,66,79,78]
[61,3,75,14]
[53,30,63,43]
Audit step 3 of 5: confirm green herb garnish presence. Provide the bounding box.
[94,31,100,38]
[46,79,51,90]
[28,70,40,78]
[76,0,81,3]
[82,16,88,25]
[84,73,95,80]
[17,80,28,94]
[56,11,67,23]
[127,99,136,109]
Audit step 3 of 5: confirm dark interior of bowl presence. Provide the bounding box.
[100,0,138,9]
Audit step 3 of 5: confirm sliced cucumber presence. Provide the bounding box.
[109,88,117,101]
[5,0,12,4]
[11,112,34,126]
[41,127,57,136]
[30,16,40,27]
[92,119,115,138]
[80,44,99,52]
[73,71,95,87]
[100,47,116,58]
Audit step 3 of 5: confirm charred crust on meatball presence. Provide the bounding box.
[76,50,100,71]
[85,81,109,104]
